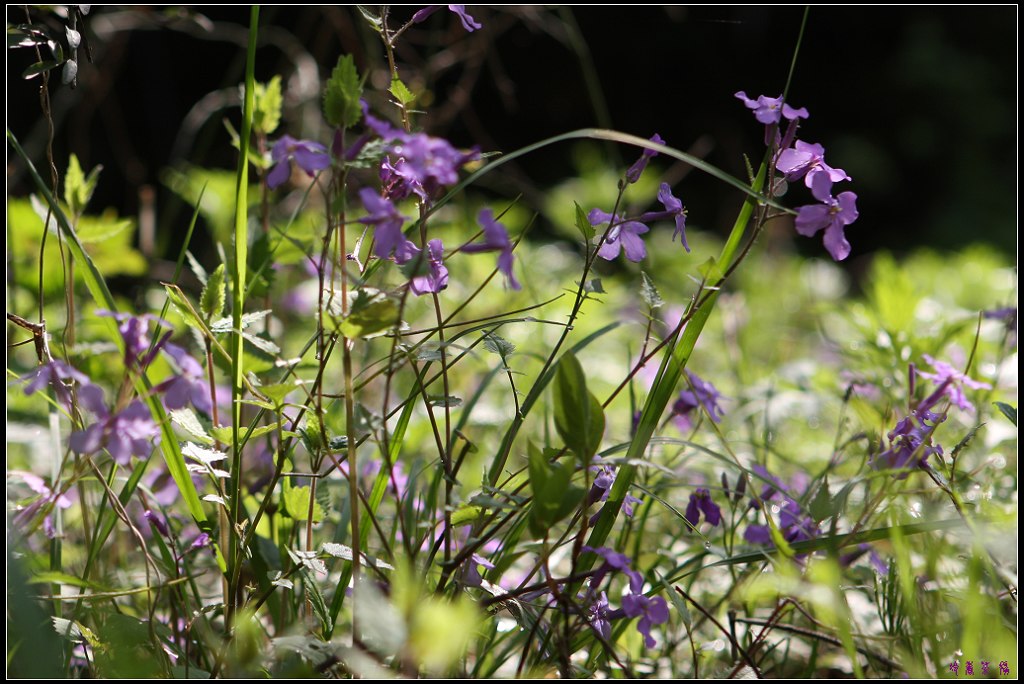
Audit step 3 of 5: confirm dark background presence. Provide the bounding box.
[8,6,1018,273]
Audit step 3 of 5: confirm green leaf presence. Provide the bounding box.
[252,75,283,135]
[574,201,595,241]
[640,271,664,309]
[200,263,226,322]
[994,401,1017,427]
[450,504,483,527]
[64,153,102,217]
[164,284,204,331]
[94,614,169,678]
[282,479,325,523]
[75,211,133,244]
[552,351,605,464]
[808,480,833,524]
[334,287,400,339]
[323,54,363,129]
[389,75,415,106]
[22,59,61,79]
[482,331,516,360]
[697,255,723,282]
[527,441,578,537]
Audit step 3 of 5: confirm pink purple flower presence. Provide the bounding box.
[671,370,725,431]
[638,183,689,252]
[916,355,992,413]
[358,188,419,264]
[684,488,722,529]
[463,208,520,290]
[734,91,809,126]
[794,172,858,261]
[776,140,851,191]
[589,209,650,262]
[156,343,213,415]
[621,590,670,648]
[267,135,331,189]
[69,387,161,465]
[412,5,482,32]
[97,310,172,372]
[625,133,664,184]
[408,238,449,296]
[22,359,90,408]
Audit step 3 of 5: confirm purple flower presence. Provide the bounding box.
[583,545,642,593]
[408,238,449,296]
[358,188,419,264]
[10,471,74,537]
[267,135,330,189]
[69,390,161,465]
[589,209,650,262]
[588,464,643,521]
[156,343,213,415]
[625,133,664,184]
[735,91,809,126]
[97,310,172,372]
[144,509,171,539]
[671,370,725,431]
[462,209,521,290]
[870,404,946,478]
[378,132,479,203]
[586,591,612,640]
[776,140,851,191]
[22,359,90,408]
[621,592,670,648]
[794,172,858,261]
[412,5,482,32]
[744,496,820,546]
[684,488,722,529]
[916,354,992,413]
[638,183,689,252]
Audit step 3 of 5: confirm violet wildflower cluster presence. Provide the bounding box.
[583,546,670,648]
[737,90,859,261]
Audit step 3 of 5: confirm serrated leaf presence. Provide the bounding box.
[169,408,214,445]
[64,154,87,216]
[164,285,204,331]
[209,422,279,447]
[252,75,282,135]
[994,401,1017,427]
[427,395,462,408]
[181,442,226,465]
[335,288,400,339]
[288,549,328,576]
[574,201,595,241]
[640,271,664,309]
[552,351,605,464]
[389,75,415,106]
[482,332,515,359]
[258,381,302,406]
[200,263,226,321]
[243,331,280,356]
[323,54,363,129]
[186,250,208,286]
[321,543,395,570]
[75,211,132,244]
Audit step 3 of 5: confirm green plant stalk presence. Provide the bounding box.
[581,160,768,570]
[227,4,260,625]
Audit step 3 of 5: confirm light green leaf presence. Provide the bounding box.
[323,54,363,129]
[252,75,282,135]
[200,263,226,322]
[574,201,595,241]
[282,478,325,523]
[334,288,400,339]
[389,75,415,106]
[640,271,664,309]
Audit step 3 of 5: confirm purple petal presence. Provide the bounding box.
[266,161,291,189]
[823,220,851,261]
[448,5,482,32]
[619,224,648,262]
[794,204,830,237]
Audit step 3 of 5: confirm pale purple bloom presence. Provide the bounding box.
[671,370,725,431]
[96,310,171,371]
[412,5,482,32]
[625,133,664,184]
[916,355,992,413]
[621,591,670,649]
[588,464,642,521]
[22,359,90,408]
[684,488,722,528]
[776,140,851,191]
[794,172,858,261]
[408,238,449,296]
[638,183,689,252]
[144,509,171,539]
[157,343,213,415]
[589,209,650,262]
[583,545,642,593]
[462,208,521,290]
[10,471,74,537]
[358,188,419,264]
[267,135,330,189]
[69,395,161,466]
[735,91,809,125]
[379,132,479,203]
[586,591,612,640]
[870,396,946,478]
